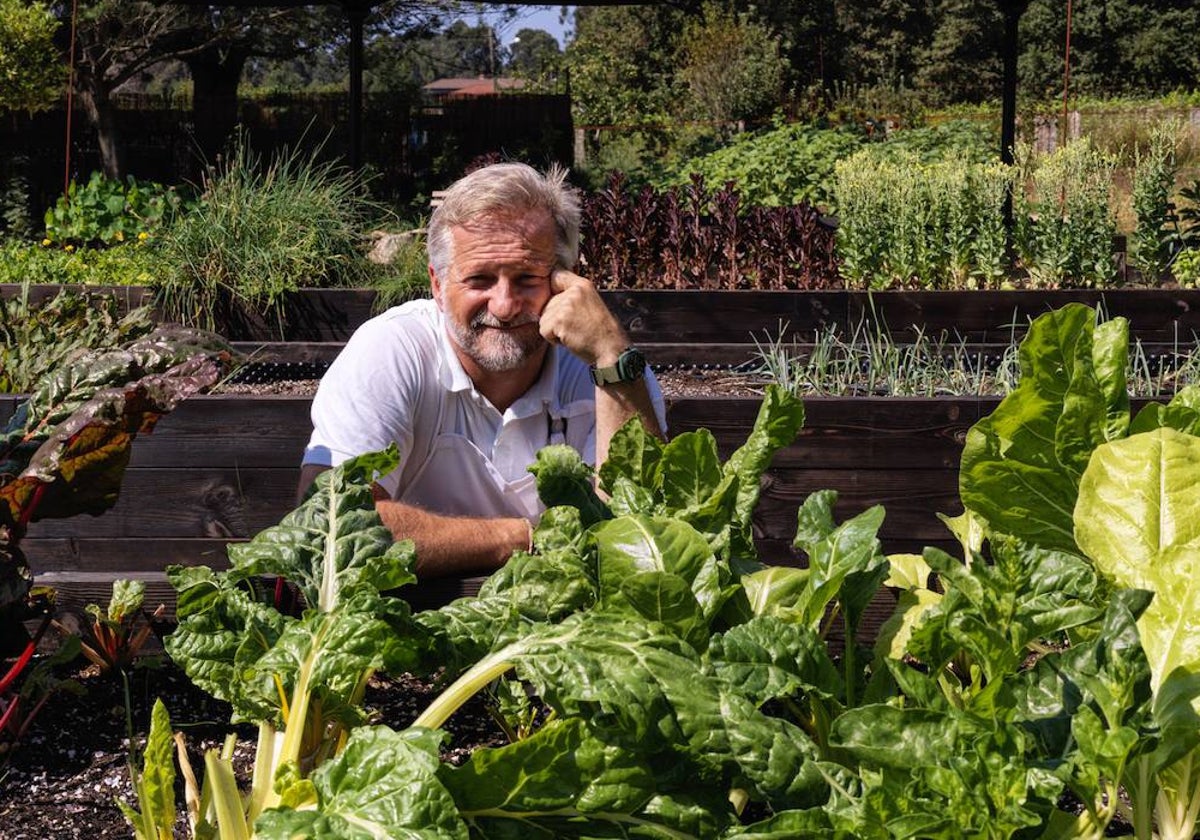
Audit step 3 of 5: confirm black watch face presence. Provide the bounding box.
[618,349,646,380]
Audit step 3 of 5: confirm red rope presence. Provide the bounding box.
[1062,0,1073,145]
[63,0,79,197]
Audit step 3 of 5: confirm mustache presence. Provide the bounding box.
[471,312,539,329]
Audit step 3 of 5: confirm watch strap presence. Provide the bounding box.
[590,346,646,386]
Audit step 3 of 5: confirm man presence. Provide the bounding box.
[298,162,667,578]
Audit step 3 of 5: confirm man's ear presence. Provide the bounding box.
[429,264,443,310]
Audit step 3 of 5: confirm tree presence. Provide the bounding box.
[506,27,560,79]
[834,0,935,88]
[914,0,1005,104]
[565,5,685,128]
[59,1,453,179]
[0,0,64,114]
[676,3,785,127]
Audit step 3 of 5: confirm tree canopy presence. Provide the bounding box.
[0,0,64,114]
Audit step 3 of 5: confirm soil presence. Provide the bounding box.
[211,368,769,399]
[0,657,505,838]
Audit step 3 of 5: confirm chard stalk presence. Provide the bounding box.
[173,732,202,833]
[205,749,251,840]
[413,647,519,731]
[245,721,281,826]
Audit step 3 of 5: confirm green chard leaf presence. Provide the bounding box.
[959,304,1130,553]
[529,444,611,527]
[253,726,468,840]
[166,448,429,725]
[1075,427,1200,694]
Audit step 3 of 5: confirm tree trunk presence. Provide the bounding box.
[77,86,124,180]
[186,49,248,173]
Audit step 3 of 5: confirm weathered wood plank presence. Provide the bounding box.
[845,289,1200,343]
[669,396,994,470]
[753,468,963,543]
[24,468,297,539]
[125,395,313,468]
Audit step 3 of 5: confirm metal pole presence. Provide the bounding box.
[345,0,366,170]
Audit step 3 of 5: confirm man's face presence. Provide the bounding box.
[431,211,557,373]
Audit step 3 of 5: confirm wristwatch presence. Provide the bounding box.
[590,346,647,386]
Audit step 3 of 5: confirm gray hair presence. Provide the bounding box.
[427,162,581,280]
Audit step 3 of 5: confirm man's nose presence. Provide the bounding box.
[488,279,524,320]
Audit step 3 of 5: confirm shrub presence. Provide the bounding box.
[1012,138,1119,288]
[661,121,864,210]
[155,134,383,333]
[833,147,1013,289]
[43,172,192,247]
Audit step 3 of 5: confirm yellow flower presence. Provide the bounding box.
[137,231,149,240]
[41,238,51,247]
[64,244,74,252]
[114,230,125,242]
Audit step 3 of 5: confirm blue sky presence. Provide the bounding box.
[475,5,575,48]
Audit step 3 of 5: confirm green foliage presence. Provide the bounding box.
[834,145,1013,289]
[1012,139,1120,288]
[0,284,155,394]
[71,580,164,674]
[0,0,64,115]
[954,302,1200,838]
[1129,121,1182,282]
[366,228,432,312]
[565,5,685,129]
[1173,248,1200,288]
[675,3,786,127]
[43,172,192,247]
[0,239,159,287]
[155,134,384,334]
[663,122,864,210]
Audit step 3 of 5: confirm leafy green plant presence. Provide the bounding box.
[0,239,160,287]
[955,302,1200,838]
[1011,139,1120,288]
[155,133,384,335]
[834,147,1013,289]
[1172,248,1200,288]
[43,171,192,247]
[0,282,155,394]
[1129,121,1181,283]
[662,121,864,210]
[58,579,165,674]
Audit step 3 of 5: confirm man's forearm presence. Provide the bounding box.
[374,497,530,578]
[594,379,664,469]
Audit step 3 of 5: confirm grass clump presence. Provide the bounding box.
[155,134,383,334]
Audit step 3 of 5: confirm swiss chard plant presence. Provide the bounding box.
[133,360,1200,839]
[0,324,230,753]
[953,302,1200,838]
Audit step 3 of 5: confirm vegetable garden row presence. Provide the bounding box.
[9,283,1200,835]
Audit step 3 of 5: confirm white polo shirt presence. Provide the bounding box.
[302,299,666,521]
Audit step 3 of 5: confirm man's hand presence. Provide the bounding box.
[538,269,628,366]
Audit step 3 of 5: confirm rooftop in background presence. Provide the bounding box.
[423,77,528,99]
